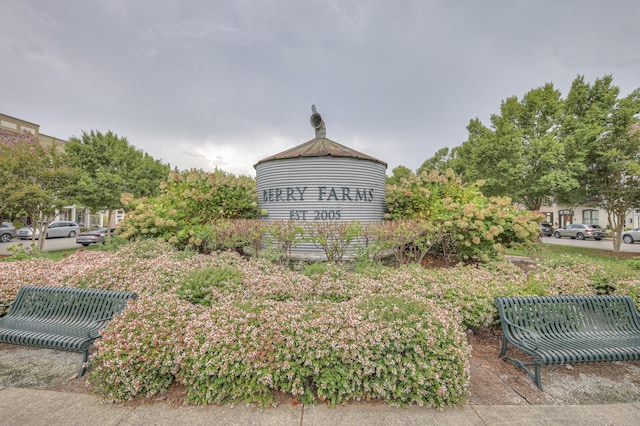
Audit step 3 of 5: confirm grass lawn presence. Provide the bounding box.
[510,243,640,279]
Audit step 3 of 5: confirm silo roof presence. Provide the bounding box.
[254,137,387,167]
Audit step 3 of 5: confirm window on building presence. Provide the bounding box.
[559,209,572,227]
[583,210,599,225]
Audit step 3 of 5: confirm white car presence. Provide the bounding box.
[622,228,640,244]
[18,221,81,240]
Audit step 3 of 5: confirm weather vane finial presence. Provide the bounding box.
[310,104,326,138]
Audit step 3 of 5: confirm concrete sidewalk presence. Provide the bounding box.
[1,386,639,426]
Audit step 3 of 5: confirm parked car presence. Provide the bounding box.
[76,227,115,246]
[0,221,17,243]
[552,223,604,240]
[539,222,553,237]
[622,228,640,244]
[18,221,80,240]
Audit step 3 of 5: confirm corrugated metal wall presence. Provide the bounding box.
[256,156,386,259]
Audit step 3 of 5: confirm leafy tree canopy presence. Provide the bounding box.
[0,133,78,249]
[415,74,640,252]
[452,82,583,210]
[65,130,170,216]
[386,165,412,186]
[564,76,640,251]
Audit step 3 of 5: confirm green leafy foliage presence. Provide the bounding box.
[304,220,364,262]
[385,169,542,262]
[0,133,79,249]
[628,258,640,271]
[262,220,304,264]
[179,298,468,408]
[447,74,640,253]
[176,266,243,306]
[90,295,197,402]
[65,130,169,220]
[450,82,582,211]
[118,169,261,251]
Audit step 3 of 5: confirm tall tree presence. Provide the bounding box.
[0,134,78,249]
[65,130,170,229]
[561,75,640,251]
[591,121,640,252]
[556,75,620,207]
[454,83,580,210]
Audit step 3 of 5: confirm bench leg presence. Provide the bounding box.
[534,363,542,390]
[78,349,89,378]
[499,334,508,358]
[502,356,544,391]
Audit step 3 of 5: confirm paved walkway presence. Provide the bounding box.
[1,386,639,425]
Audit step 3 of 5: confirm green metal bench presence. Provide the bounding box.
[0,285,137,377]
[494,295,640,390]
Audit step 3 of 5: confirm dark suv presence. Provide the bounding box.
[539,222,553,237]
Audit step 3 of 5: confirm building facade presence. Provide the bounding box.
[539,204,640,230]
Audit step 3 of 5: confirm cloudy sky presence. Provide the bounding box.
[3,1,640,176]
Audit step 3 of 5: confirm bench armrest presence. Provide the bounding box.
[502,319,541,351]
[87,316,116,339]
[0,300,14,317]
[0,300,14,309]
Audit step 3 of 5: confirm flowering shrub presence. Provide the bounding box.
[118,169,260,251]
[90,294,199,402]
[385,169,542,262]
[1,239,637,407]
[115,168,542,265]
[304,221,365,262]
[179,298,468,408]
[529,254,630,297]
[262,220,304,264]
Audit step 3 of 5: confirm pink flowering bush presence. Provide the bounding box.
[179,297,468,408]
[90,294,199,402]
[373,261,529,328]
[2,239,637,407]
[615,277,640,304]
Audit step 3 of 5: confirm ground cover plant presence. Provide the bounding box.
[0,240,638,407]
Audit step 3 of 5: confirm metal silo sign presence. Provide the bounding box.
[255,106,387,259]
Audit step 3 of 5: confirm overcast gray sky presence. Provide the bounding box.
[3,0,639,176]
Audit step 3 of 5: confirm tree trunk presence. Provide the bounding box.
[608,209,625,253]
[106,210,113,238]
[613,223,624,253]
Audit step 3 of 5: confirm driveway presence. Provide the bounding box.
[541,236,640,254]
[0,237,81,256]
